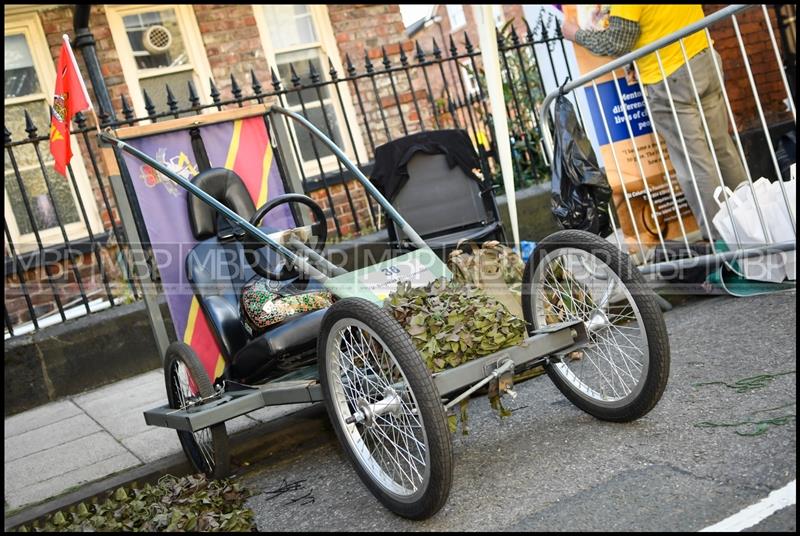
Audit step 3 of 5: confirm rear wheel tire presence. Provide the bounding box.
[163,342,230,478]
[318,298,452,519]
[522,230,670,422]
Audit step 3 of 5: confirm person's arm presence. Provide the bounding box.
[564,16,641,57]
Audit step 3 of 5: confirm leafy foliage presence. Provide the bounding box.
[447,240,525,318]
[385,278,527,374]
[385,277,528,433]
[14,474,255,532]
[384,242,534,431]
[466,18,552,190]
[448,240,524,288]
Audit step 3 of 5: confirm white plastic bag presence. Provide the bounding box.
[769,178,796,280]
[711,178,789,283]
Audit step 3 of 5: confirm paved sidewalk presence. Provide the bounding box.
[3,369,309,513]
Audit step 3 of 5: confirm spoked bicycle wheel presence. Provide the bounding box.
[318,298,452,519]
[163,342,230,478]
[521,230,670,422]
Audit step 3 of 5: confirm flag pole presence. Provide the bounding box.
[62,34,102,135]
[88,107,103,135]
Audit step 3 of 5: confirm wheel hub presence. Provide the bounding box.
[347,388,403,427]
[585,308,611,333]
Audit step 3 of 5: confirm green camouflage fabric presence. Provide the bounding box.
[447,240,524,318]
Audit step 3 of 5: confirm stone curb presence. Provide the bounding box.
[4,403,328,531]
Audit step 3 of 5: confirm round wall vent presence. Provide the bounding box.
[143,25,172,54]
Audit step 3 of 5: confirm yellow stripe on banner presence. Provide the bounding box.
[225,119,243,170]
[214,354,226,380]
[183,297,200,344]
[257,143,273,207]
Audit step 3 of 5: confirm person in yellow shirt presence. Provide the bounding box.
[562,5,747,240]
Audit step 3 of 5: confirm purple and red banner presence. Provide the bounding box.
[120,115,292,381]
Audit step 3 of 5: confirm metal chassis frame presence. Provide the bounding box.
[144,320,588,433]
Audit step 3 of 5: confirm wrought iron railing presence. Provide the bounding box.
[4,13,569,337]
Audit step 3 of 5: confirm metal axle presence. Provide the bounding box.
[444,359,515,410]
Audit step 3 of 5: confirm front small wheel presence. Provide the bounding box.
[522,230,670,422]
[163,342,230,478]
[318,298,452,519]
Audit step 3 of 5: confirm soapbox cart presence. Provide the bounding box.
[99,105,669,520]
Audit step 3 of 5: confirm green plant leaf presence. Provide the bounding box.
[11,473,257,532]
[385,265,528,433]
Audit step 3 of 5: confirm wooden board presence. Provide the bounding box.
[113,103,272,140]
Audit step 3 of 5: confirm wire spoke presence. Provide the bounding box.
[534,248,649,403]
[329,320,429,496]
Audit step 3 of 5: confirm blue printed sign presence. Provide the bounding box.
[584,77,653,146]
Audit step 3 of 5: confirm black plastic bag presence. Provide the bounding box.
[776,129,795,181]
[550,94,612,235]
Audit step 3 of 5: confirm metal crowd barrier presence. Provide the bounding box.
[539,4,796,280]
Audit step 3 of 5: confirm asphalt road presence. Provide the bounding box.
[238,290,796,531]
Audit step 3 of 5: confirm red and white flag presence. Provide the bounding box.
[50,34,92,176]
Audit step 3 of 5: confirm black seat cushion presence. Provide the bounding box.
[183,167,328,383]
[230,308,327,383]
[186,237,257,360]
[188,168,256,240]
[187,236,328,382]
[376,152,505,257]
[184,167,262,359]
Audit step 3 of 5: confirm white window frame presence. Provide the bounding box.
[493,5,505,27]
[105,5,214,119]
[4,12,104,253]
[253,4,368,178]
[446,5,467,30]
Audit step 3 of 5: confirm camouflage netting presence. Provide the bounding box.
[383,241,537,431]
[447,240,525,318]
[13,474,255,532]
[446,240,524,290]
[384,278,527,374]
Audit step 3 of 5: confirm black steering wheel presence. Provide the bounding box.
[242,194,328,281]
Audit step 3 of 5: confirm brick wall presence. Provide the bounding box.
[5,5,130,328]
[194,4,270,99]
[328,5,429,150]
[329,4,407,60]
[326,4,532,154]
[309,181,375,237]
[5,246,126,327]
[42,5,271,118]
[704,4,792,132]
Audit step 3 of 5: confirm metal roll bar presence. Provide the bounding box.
[97,105,434,286]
